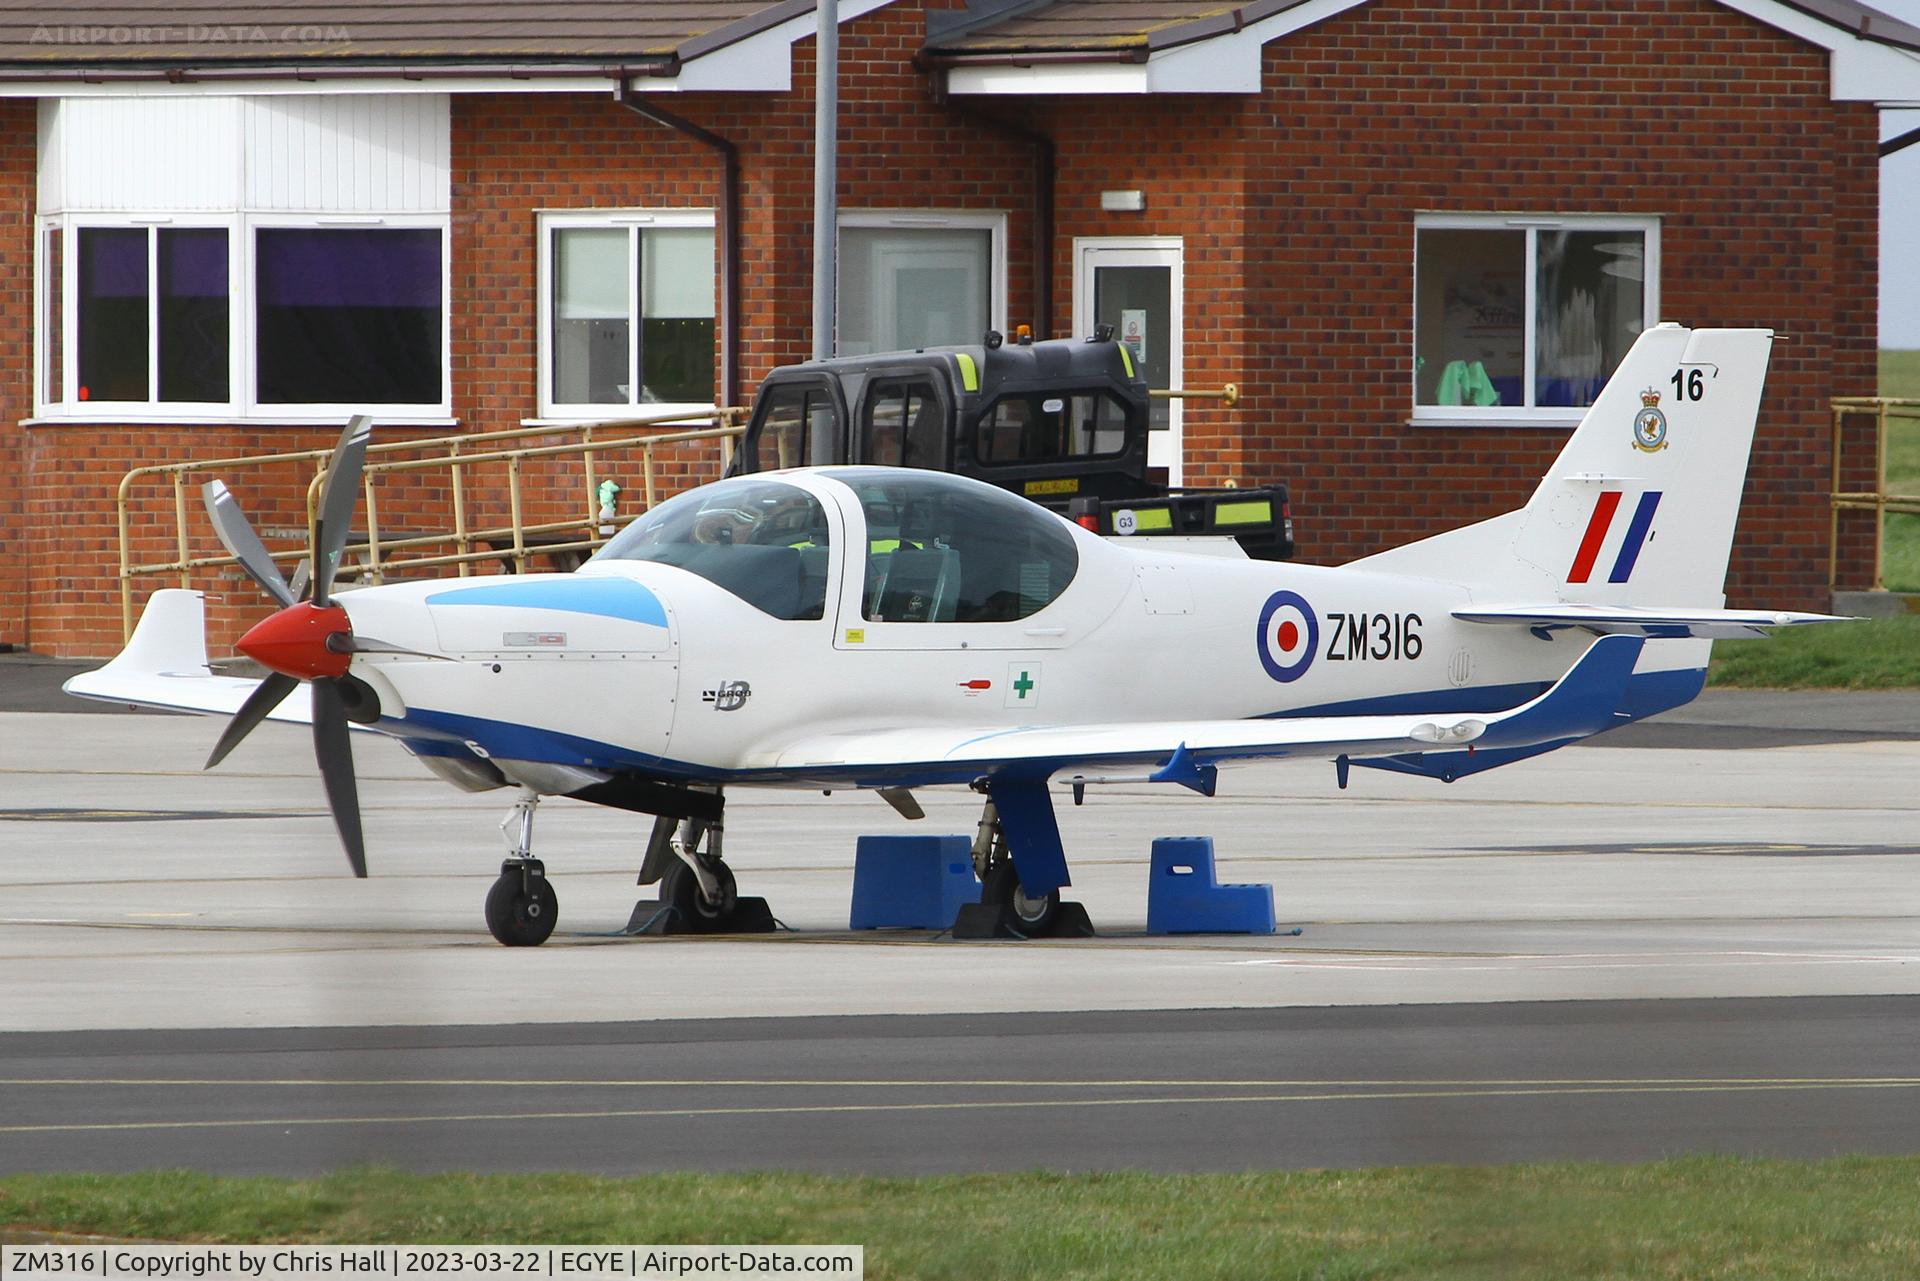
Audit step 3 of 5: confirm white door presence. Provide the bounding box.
[1074,238,1183,484]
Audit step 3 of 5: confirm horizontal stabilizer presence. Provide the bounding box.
[63,588,316,725]
[1454,603,1851,640]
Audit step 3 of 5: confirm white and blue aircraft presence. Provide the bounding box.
[68,324,1844,945]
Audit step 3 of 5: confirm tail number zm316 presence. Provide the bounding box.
[1327,611,1422,661]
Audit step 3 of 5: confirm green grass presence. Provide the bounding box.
[1708,615,1920,688]
[1877,352,1920,593]
[5,1160,1920,1279]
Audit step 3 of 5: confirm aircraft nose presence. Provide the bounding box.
[237,601,354,680]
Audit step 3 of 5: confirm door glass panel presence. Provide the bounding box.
[1093,266,1171,431]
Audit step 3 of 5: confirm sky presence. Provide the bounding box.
[1879,0,1920,348]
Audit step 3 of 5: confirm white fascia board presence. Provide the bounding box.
[948,0,1920,100]
[1711,0,1920,101]
[945,0,1364,96]
[0,75,617,98]
[636,0,898,92]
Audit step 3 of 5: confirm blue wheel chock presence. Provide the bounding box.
[1146,836,1276,935]
[850,834,981,930]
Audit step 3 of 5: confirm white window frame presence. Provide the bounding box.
[1412,212,1660,428]
[535,208,719,421]
[835,210,1008,356]
[33,210,451,423]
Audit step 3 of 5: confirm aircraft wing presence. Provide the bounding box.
[61,589,316,725]
[1453,603,1850,639]
[759,634,1649,788]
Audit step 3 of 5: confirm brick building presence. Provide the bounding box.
[1,0,1915,656]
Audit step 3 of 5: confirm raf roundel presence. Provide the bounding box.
[1256,590,1318,683]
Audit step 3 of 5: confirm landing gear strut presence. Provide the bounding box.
[951,789,1095,939]
[485,788,557,946]
[625,804,776,935]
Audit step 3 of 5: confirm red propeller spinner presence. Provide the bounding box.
[236,601,354,680]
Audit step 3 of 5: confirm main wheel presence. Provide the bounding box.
[661,858,738,928]
[982,862,1060,936]
[485,866,558,947]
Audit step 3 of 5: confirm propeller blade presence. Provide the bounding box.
[311,678,368,878]
[312,414,373,610]
[288,557,311,603]
[203,480,296,608]
[204,671,300,770]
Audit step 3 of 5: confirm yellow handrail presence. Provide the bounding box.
[115,410,746,641]
[1829,397,1920,592]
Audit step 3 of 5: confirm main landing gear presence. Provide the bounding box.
[625,803,775,936]
[951,786,1095,940]
[485,788,557,946]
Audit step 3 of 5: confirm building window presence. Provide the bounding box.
[1414,215,1658,424]
[34,93,452,422]
[67,224,231,405]
[42,215,446,417]
[837,212,1006,356]
[539,212,716,417]
[256,227,441,405]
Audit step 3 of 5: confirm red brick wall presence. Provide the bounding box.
[0,99,31,650]
[6,0,1885,655]
[1054,0,1872,610]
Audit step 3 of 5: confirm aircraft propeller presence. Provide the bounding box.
[201,415,374,878]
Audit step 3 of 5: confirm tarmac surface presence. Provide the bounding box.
[2,652,1918,1173]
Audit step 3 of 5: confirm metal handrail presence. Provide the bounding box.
[115,409,746,640]
[1829,396,1920,592]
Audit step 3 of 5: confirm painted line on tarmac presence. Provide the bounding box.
[4,1076,1920,1089]
[5,1079,1920,1136]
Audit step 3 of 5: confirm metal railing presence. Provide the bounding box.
[115,410,746,641]
[1829,396,1920,592]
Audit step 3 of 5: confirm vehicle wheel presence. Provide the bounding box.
[485,867,558,947]
[982,862,1060,936]
[662,858,738,927]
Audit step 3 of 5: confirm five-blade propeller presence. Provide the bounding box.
[200,415,374,878]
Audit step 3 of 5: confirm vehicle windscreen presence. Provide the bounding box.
[592,478,830,620]
[825,469,1079,623]
[973,390,1130,464]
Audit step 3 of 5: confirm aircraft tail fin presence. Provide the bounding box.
[1358,324,1773,608]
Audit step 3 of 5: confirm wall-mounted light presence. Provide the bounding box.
[1099,190,1146,212]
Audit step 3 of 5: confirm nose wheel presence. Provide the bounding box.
[485,859,557,947]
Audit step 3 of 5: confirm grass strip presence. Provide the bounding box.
[5,1159,1920,1280]
[1876,351,1920,592]
[1708,614,1920,689]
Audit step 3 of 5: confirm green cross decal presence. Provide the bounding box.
[1013,670,1035,700]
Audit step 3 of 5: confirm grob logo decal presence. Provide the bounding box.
[1256,590,1318,683]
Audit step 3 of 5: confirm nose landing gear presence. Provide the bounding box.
[485,788,558,946]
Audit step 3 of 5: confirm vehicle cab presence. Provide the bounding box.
[732,336,1153,508]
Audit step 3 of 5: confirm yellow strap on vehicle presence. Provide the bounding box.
[1117,344,1135,379]
[1213,500,1272,526]
[1131,506,1173,530]
[955,353,980,392]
